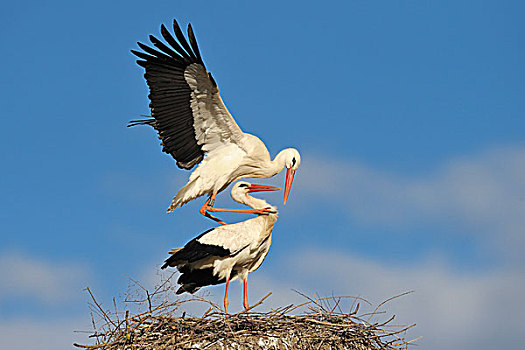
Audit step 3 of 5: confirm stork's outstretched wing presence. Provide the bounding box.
[130,20,244,169]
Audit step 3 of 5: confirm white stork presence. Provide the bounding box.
[161,181,280,313]
[130,20,301,224]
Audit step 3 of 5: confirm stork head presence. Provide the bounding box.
[281,148,301,205]
[231,181,281,206]
[232,181,281,197]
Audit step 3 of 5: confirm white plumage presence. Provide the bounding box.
[130,20,301,223]
[161,181,280,312]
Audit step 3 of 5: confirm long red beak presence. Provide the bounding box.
[283,168,296,205]
[248,184,281,193]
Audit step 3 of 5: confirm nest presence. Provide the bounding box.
[74,275,417,350]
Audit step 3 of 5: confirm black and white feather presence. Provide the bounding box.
[162,181,278,294]
[130,19,243,170]
[131,20,301,213]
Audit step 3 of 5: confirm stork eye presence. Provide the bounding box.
[239,184,249,188]
[291,157,296,167]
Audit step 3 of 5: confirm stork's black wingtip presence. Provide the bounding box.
[127,118,155,128]
[134,42,145,51]
[187,23,195,37]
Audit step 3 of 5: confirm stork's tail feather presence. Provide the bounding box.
[174,267,225,295]
[161,248,184,269]
[167,178,203,213]
[127,118,156,128]
[176,284,201,294]
[166,202,179,213]
[161,258,174,269]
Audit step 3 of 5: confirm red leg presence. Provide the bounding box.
[199,195,228,225]
[200,193,275,224]
[207,206,276,216]
[224,277,230,314]
[243,277,249,310]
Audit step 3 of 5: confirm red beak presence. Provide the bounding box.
[248,184,281,193]
[283,167,296,205]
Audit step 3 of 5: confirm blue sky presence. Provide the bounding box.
[1,1,524,349]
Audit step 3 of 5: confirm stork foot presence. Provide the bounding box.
[199,199,228,225]
[206,206,276,216]
[253,207,277,215]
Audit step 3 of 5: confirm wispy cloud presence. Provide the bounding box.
[297,145,525,262]
[0,317,88,350]
[0,251,90,305]
[285,249,525,350]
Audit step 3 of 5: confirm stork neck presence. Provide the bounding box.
[267,150,289,176]
[243,195,272,211]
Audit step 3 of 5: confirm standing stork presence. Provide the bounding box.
[161,181,280,313]
[130,20,300,224]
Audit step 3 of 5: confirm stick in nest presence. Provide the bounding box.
[75,280,418,350]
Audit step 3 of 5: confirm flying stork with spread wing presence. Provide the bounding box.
[130,20,301,223]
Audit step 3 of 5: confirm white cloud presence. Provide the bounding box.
[0,317,89,350]
[296,145,525,261]
[0,252,92,349]
[284,249,525,350]
[0,251,90,305]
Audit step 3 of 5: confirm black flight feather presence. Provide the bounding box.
[130,19,211,170]
[160,24,191,61]
[172,19,197,61]
[175,267,225,294]
[161,228,231,269]
[187,24,203,64]
[149,35,181,60]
